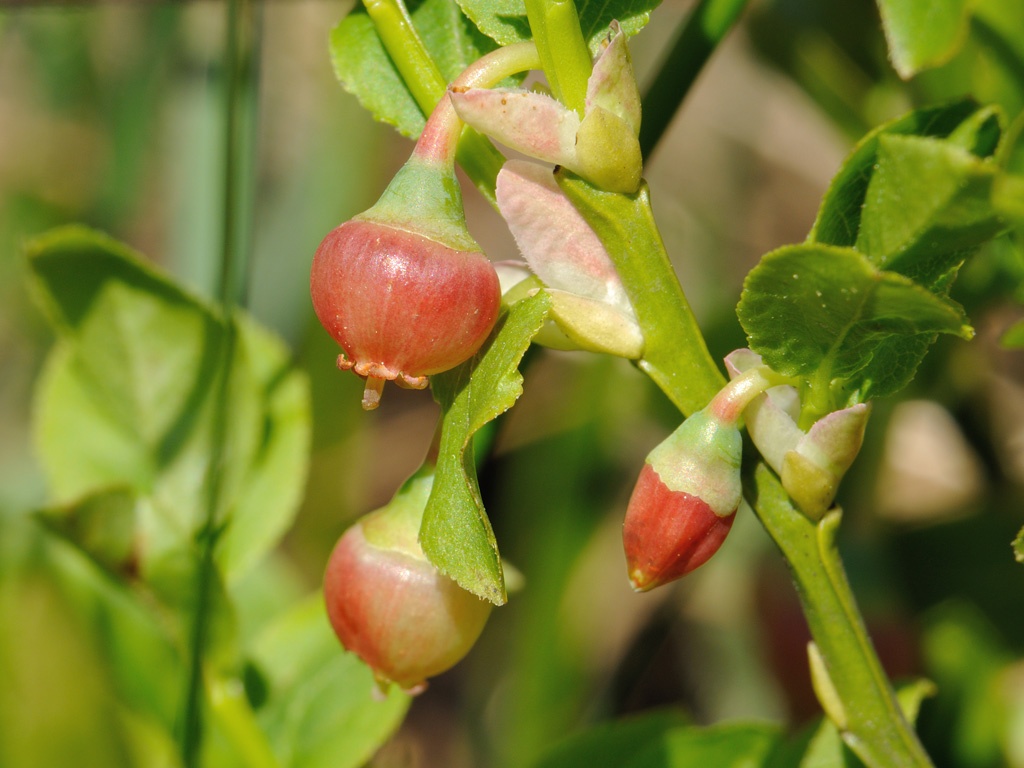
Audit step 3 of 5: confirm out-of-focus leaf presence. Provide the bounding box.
[856,133,1006,285]
[810,99,980,248]
[1000,318,1024,348]
[456,0,660,55]
[529,710,690,768]
[421,291,551,605]
[0,572,144,768]
[250,595,409,768]
[1,516,185,739]
[1014,524,1024,562]
[34,486,138,576]
[329,0,503,138]
[28,226,310,591]
[920,602,1013,768]
[627,721,782,768]
[876,0,972,78]
[737,243,972,391]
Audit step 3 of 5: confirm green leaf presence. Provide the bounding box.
[1014,524,1024,563]
[330,12,423,138]
[456,0,661,55]
[421,291,552,604]
[15,517,186,735]
[330,0,502,138]
[250,595,410,768]
[530,710,690,768]
[876,0,972,78]
[28,226,310,589]
[810,99,980,248]
[1000,318,1024,348]
[34,486,138,576]
[920,602,1013,768]
[737,243,973,392]
[530,715,781,768]
[856,133,1006,285]
[627,721,782,768]
[839,333,935,403]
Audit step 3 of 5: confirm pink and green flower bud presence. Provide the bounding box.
[494,160,643,358]
[323,472,492,694]
[781,403,871,519]
[622,406,742,591]
[585,21,641,136]
[725,349,871,518]
[449,22,643,193]
[310,98,500,410]
[623,367,788,591]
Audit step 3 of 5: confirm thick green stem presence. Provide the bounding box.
[556,171,725,416]
[523,0,592,114]
[747,464,934,768]
[639,0,751,159]
[362,0,512,203]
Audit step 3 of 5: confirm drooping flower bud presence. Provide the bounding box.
[623,365,789,591]
[323,472,493,693]
[310,102,501,410]
[622,407,742,591]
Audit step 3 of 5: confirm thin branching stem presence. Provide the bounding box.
[180,0,263,763]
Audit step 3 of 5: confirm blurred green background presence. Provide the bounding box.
[2,1,1024,766]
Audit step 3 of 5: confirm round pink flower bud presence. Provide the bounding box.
[311,219,500,409]
[323,479,492,693]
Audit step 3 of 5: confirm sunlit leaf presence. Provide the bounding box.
[330,0,503,138]
[737,243,972,393]
[421,291,551,604]
[876,0,972,78]
[456,0,661,54]
[810,99,980,248]
[856,133,1006,286]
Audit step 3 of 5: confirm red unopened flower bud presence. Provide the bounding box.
[323,474,492,693]
[623,408,742,591]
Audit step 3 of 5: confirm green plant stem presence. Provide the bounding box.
[523,0,592,114]
[747,464,934,768]
[556,172,932,766]
[639,0,751,159]
[362,0,511,203]
[181,0,261,764]
[556,171,725,416]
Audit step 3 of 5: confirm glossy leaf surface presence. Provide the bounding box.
[421,291,551,604]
